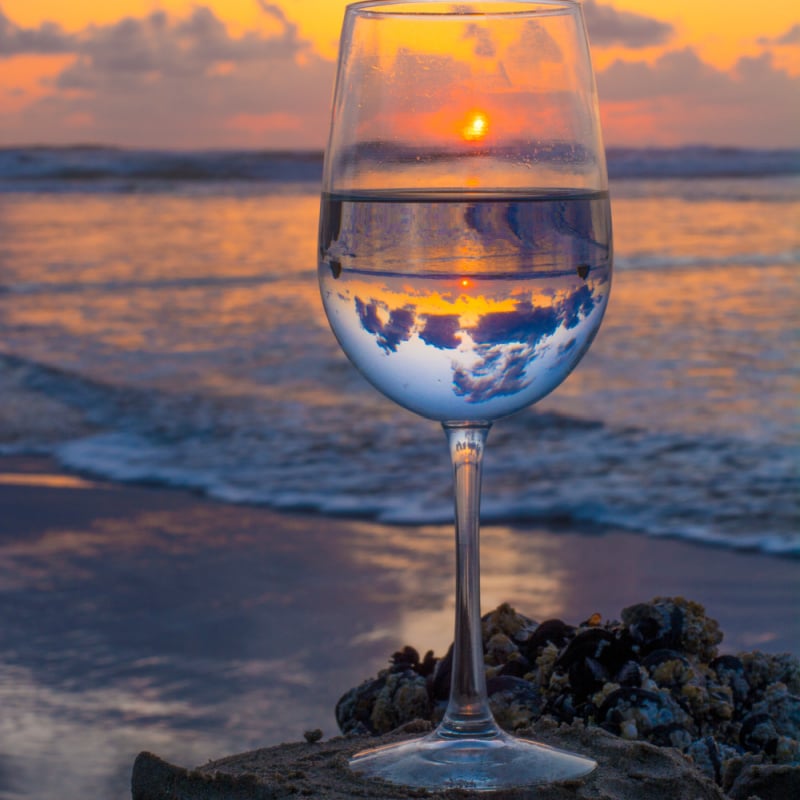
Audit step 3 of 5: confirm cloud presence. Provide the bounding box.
[0,5,335,148]
[419,315,461,350]
[354,299,415,354]
[53,7,302,90]
[472,303,559,347]
[452,285,596,403]
[1,3,797,149]
[0,8,74,54]
[453,342,534,403]
[597,48,800,147]
[598,48,727,101]
[758,23,800,46]
[582,0,674,49]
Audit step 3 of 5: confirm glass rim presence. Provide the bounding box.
[346,1,580,20]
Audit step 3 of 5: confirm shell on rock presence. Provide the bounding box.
[481,603,537,645]
[616,659,645,688]
[554,627,631,701]
[621,597,722,661]
[519,618,574,661]
[597,686,693,741]
[496,656,532,679]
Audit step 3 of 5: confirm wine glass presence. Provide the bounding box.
[318,0,612,790]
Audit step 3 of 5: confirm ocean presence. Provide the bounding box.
[1,145,798,555]
[0,144,798,800]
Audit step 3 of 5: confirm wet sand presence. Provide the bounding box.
[0,455,798,799]
[131,720,734,799]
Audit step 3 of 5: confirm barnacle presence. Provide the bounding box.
[336,597,799,791]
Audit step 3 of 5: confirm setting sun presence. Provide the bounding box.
[462,111,489,142]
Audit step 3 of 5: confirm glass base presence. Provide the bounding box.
[349,727,597,791]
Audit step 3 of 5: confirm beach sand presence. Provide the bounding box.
[130,720,730,799]
[3,455,796,655]
[0,455,798,799]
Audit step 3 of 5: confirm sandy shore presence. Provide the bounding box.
[2,454,797,655]
[131,720,729,799]
[0,455,798,799]
[130,720,800,800]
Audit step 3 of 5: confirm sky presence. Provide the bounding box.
[0,0,798,149]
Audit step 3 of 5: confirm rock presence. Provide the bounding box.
[726,762,800,800]
[131,718,728,800]
[333,597,800,792]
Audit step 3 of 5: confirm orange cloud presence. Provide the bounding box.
[582,0,673,49]
[597,48,800,147]
[0,2,798,148]
[0,4,335,148]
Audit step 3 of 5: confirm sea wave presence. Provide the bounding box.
[0,146,323,192]
[606,146,800,180]
[615,249,800,272]
[1,145,798,192]
[0,273,277,296]
[1,352,797,559]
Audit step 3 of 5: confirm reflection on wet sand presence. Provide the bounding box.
[0,476,416,799]
[1,461,798,799]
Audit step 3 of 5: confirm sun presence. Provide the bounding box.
[461,110,489,142]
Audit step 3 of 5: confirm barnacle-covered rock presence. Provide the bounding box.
[485,632,517,666]
[531,641,561,688]
[520,618,574,662]
[644,649,694,688]
[389,645,436,676]
[648,722,695,750]
[336,673,387,734]
[486,674,543,731]
[743,651,800,699]
[726,761,800,800]
[336,667,431,735]
[622,597,722,661]
[711,655,750,708]
[684,678,736,729]
[335,597,800,794]
[554,627,631,701]
[597,686,693,742]
[739,711,785,759]
[369,669,431,734]
[495,655,532,679]
[616,659,645,688]
[686,736,741,785]
[481,602,536,645]
[751,683,800,741]
[592,681,622,709]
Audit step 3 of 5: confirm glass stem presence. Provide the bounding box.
[439,422,497,739]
